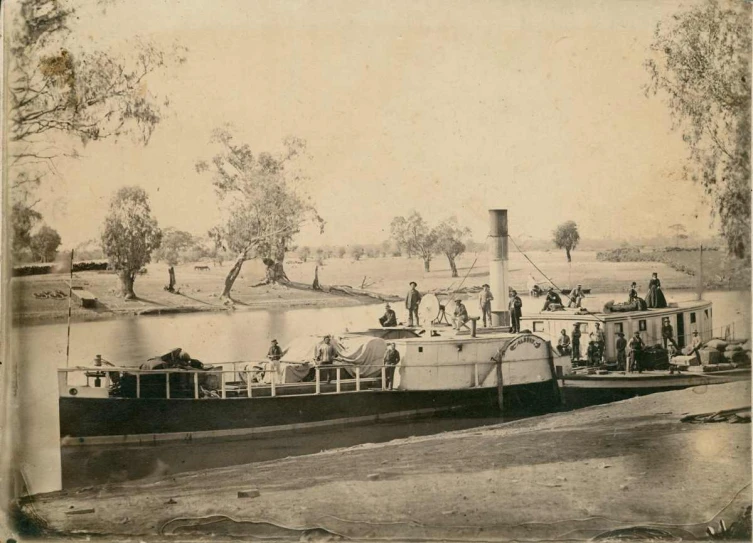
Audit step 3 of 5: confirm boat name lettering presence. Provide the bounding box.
[509,336,542,351]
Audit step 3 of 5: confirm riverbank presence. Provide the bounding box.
[16,381,751,541]
[11,251,745,326]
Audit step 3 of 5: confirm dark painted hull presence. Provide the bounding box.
[560,368,750,408]
[60,381,559,446]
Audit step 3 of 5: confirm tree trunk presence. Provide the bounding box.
[446,254,458,277]
[566,247,572,262]
[220,255,245,302]
[166,266,176,292]
[423,258,431,272]
[119,270,136,300]
[312,265,321,291]
[263,245,290,284]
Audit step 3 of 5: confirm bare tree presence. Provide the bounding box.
[645,0,751,258]
[196,128,323,302]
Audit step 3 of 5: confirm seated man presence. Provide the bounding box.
[453,299,469,330]
[379,303,398,327]
[568,285,586,308]
[542,289,563,311]
[556,329,571,356]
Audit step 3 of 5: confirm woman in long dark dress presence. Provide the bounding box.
[645,272,667,308]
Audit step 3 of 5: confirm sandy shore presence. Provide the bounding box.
[16,381,751,541]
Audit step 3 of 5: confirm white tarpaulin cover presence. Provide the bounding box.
[272,334,388,382]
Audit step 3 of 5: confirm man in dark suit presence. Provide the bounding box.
[379,303,397,327]
[405,282,422,327]
[509,289,522,333]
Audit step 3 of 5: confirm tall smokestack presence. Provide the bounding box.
[488,209,510,328]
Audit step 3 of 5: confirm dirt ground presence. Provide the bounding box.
[11,250,702,325]
[17,381,751,541]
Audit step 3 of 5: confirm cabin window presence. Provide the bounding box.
[639,319,647,331]
[533,321,545,332]
[690,313,696,324]
[418,346,423,353]
[615,322,624,334]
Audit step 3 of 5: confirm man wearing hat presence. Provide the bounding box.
[615,332,627,370]
[567,284,586,308]
[479,284,494,327]
[509,289,523,333]
[661,318,678,351]
[379,303,397,327]
[628,331,645,373]
[383,342,401,390]
[405,282,422,327]
[571,323,582,362]
[315,335,338,384]
[453,299,469,330]
[267,339,283,362]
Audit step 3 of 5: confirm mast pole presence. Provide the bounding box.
[697,244,703,301]
[66,249,74,368]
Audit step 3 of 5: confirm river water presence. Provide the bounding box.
[11,289,751,490]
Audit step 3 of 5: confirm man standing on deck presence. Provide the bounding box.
[590,323,606,363]
[616,332,627,370]
[509,289,522,333]
[571,323,582,362]
[479,284,494,327]
[267,339,283,361]
[628,331,645,373]
[383,342,401,389]
[662,318,678,350]
[315,335,338,384]
[406,282,422,327]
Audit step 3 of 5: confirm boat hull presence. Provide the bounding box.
[560,368,750,407]
[60,381,559,446]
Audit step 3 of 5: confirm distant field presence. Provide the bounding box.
[13,248,735,325]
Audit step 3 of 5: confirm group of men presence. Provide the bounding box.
[379,282,524,333]
[542,285,586,312]
[555,320,704,372]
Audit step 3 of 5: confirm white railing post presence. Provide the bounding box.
[247,371,252,397]
[221,373,226,399]
[136,373,141,399]
[336,367,341,393]
[381,366,386,390]
[194,372,199,399]
[355,367,361,391]
[315,367,321,394]
[474,363,479,387]
[271,372,276,397]
[166,372,170,399]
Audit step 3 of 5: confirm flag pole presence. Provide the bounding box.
[66,249,74,368]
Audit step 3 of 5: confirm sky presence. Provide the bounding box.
[9,0,718,249]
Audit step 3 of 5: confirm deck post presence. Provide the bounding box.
[194,372,199,399]
[474,363,479,387]
[546,343,562,406]
[247,372,252,397]
[381,366,386,390]
[221,373,226,399]
[136,373,140,399]
[495,357,504,418]
[166,372,170,399]
[271,372,276,397]
[355,367,361,391]
[315,367,321,394]
[336,367,341,393]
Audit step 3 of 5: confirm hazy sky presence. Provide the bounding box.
[13,0,716,249]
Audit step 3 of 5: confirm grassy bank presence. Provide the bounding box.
[597,247,751,290]
[10,250,746,325]
[17,381,751,540]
